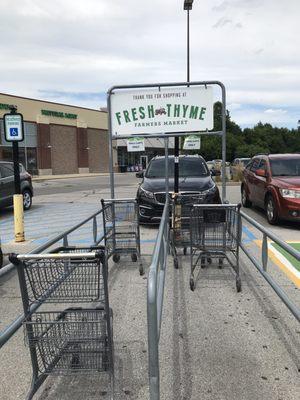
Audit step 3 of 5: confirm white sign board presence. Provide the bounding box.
[183,135,201,150]
[110,86,213,137]
[4,113,24,142]
[127,137,145,152]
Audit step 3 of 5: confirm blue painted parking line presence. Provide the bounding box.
[242,225,257,242]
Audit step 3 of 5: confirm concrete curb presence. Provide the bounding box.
[32,172,131,181]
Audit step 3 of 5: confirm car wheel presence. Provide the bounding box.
[22,190,32,210]
[241,186,252,208]
[266,195,279,225]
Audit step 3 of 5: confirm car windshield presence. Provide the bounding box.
[270,158,300,177]
[146,158,209,178]
[241,159,251,166]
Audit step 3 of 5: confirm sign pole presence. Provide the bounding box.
[3,105,25,242]
[12,141,21,194]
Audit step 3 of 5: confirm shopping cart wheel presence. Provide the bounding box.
[174,258,179,269]
[207,257,212,264]
[183,247,187,255]
[139,264,144,275]
[236,277,242,293]
[201,258,206,268]
[113,254,120,263]
[189,278,195,291]
[131,253,137,262]
[218,259,223,269]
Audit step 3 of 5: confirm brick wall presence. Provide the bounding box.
[87,129,109,172]
[50,125,78,174]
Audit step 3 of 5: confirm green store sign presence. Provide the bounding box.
[0,103,10,110]
[41,109,77,119]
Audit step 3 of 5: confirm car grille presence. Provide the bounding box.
[154,192,204,205]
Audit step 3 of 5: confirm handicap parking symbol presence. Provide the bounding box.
[10,127,18,137]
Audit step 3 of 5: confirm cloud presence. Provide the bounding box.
[213,17,232,28]
[0,0,299,128]
[264,108,287,115]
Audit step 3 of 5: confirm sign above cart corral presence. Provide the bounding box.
[127,137,145,152]
[110,86,214,137]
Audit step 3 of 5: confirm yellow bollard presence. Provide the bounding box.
[13,194,25,242]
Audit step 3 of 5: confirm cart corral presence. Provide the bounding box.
[0,81,299,400]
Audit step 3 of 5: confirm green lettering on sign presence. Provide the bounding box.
[41,109,77,119]
[0,103,10,110]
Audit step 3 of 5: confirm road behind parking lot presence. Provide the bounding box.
[0,174,299,399]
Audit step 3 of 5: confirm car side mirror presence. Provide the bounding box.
[255,169,266,177]
[136,171,144,178]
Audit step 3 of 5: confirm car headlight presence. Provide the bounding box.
[201,183,217,196]
[279,189,300,199]
[139,186,155,199]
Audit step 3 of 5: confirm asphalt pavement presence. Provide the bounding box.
[0,174,299,400]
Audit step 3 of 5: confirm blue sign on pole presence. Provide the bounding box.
[10,127,19,137]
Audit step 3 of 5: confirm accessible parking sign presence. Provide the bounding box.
[4,113,24,142]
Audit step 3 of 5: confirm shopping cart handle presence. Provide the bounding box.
[10,251,104,261]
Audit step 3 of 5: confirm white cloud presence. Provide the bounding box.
[0,0,299,128]
[264,108,287,115]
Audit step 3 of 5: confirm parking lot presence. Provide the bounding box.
[0,173,299,399]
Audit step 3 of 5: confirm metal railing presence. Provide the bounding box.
[0,208,104,349]
[240,210,300,322]
[147,200,169,400]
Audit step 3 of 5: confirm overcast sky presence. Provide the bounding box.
[0,0,299,129]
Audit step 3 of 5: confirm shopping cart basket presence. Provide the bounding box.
[10,249,114,400]
[189,204,242,292]
[170,193,202,269]
[101,198,143,275]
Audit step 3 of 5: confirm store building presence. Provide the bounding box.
[0,93,112,175]
[0,93,176,176]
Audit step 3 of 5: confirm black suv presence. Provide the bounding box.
[136,155,220,223]
[0,161,33,210]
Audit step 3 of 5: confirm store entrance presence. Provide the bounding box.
[140,155,148,170]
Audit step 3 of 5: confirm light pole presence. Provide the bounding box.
[174,1,194,194]
[184,0,193,83]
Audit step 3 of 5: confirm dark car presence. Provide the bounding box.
[136,155,221,223]
[0,161,33,210]
[241,154,300,224]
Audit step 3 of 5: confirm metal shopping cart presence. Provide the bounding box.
[101,198,143,275]
[189,204,242,292]
[10,248,114,400]
[170,193,202,269]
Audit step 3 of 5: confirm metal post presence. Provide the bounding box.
[93,216,97,244]
[107,91,115,199]
[174,140,179,194]
[12,142,21,194]
[187,8,190,83]
[165,138,169,200]
[221,86,227,202]
[262,233,268,271]
[10,110,25,242]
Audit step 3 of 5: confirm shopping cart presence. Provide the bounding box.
[169,194,202,269]
[10,248,114,400]
[101,198,143,275]
[189,204,242,292]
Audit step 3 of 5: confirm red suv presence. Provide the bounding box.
[241,154,300,224]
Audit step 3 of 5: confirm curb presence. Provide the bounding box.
[32,172,130,182]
